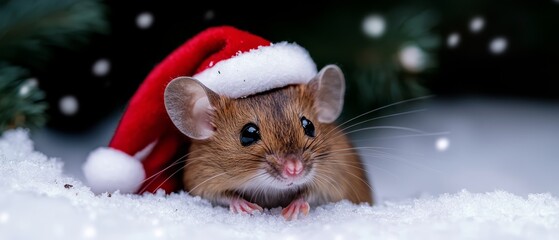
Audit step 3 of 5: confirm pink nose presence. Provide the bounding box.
[283,158,303,177]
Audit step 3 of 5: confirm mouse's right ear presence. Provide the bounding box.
[308,65,346,123]
[164,77,218,140]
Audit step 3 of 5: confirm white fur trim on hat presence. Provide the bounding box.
[193,42,318,98]
[83,147,145,194]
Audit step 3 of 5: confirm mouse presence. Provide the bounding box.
[164,64,373,220]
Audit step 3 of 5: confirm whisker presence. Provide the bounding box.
[311,173,345,200]
[188,172,229,194]
[316,109,425,149]
[251,174,274,204]
[139,149,205,193]
[245,152,267,161]
[309,98,432,153]
[235,171,268,202]
[359,152,442,174]
[338,109,427,135]
[340,125,427,138]
[337,95,434,129]
[152,163,191,192]
[316,167,374,195]
[314,146,400,156]
[259,138,274,155]
[147,154,227,193]
[351,131,451,142]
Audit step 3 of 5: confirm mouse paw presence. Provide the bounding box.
[281,198,310,221]
[229,197,263,215]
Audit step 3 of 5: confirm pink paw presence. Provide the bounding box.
[229,197,263,215]
[281,198,310,221]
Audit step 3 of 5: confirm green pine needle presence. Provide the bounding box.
[0,62,47,132]
[0,0,108,133]
[0,0,108,67]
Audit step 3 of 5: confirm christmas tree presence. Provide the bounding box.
[0,0,108,133]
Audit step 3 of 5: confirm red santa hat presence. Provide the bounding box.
[82,26,318,194]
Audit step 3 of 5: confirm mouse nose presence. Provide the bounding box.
[282,157,303,178]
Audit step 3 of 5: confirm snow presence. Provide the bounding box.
[136,12,154,29]
[362,14,386,38]
[447,32,460,48]
[435,137,449,152]
[489,37,508,55]
[91,58,111,77]
[59,95,79,116]
[469,16,485,33]
[2,129,559,239]
[398,45,427,73]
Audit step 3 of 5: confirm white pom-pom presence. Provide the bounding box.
[83,147,145,194]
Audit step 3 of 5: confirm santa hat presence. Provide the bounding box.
[82,26,318,194]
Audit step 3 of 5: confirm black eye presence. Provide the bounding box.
[240,123,260,146]
[301,116,315,137]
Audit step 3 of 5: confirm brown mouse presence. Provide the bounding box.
[164,65,373,220]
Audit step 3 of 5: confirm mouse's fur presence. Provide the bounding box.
[165,65,373,209]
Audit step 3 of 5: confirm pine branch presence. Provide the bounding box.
[344,6,441,118]
[0,0,109,68]
[0,62,47,132]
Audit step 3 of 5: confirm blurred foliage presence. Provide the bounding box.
[0,0,108,68]
[0,0,108,133]
[268,3,441,121]
[0,63,47,131]
[349,7,440,118]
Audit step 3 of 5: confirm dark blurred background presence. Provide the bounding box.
[2,0,559,201]
[2,0,556,133]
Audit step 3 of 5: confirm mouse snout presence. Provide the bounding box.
[266,153,309,184]
[281,156,304,179]
[278,154,305,180]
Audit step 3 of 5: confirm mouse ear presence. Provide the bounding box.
[308,64,346,123]
[164,77,218,140]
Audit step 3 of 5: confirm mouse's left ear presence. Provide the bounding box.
[308,64,346,123]
[164,77,219,140]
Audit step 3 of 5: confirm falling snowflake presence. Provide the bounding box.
[92,58,111,77]
[136,12,154,29]
[489,37,508,55]
[469,16,485,33]
[362,14,386,38]
[436,137,450,152]
[398,45,427,73]
[59,95,79,116]
[447,33,460,48]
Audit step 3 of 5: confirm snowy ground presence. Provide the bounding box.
[2,96,559,239]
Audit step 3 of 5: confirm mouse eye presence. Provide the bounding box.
[300,116,315,137]
[240,123,260,146]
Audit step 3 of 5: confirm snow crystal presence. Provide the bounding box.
[136,12,154,29]
[398,45,427,73]
[435,137,450,152]
[469,16,485,33]
[447,32,460,48]
[489,37,508,55]
[92,58,111,77]
[362,14,386,38]
[1,129,559,240]
[59,95,79,116]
